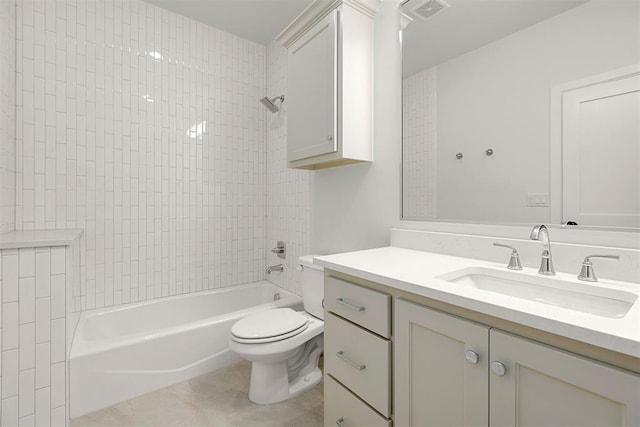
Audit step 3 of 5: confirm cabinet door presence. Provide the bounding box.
[394,299,490,427]
[490,329,640,427]
[287,10,337,162]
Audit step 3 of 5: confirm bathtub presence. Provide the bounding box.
[69,281,301,418]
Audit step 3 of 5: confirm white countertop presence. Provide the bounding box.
[315,247,640,359]
[0,229,83,249]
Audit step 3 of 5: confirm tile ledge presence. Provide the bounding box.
[0,229,83,249]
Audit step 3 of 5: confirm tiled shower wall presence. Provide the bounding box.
[402,67,437,220]
[0,0,16,235]
[264,41,310,296]
[1,245,71,427]
[14,0,267,309]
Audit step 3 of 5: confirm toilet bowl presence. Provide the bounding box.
[229,255,325,405]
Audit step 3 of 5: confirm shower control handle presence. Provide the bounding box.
[336,298,365,312]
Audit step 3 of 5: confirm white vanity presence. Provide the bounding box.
[316,232,640,427]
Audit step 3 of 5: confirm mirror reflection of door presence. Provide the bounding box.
[560,70,640,228]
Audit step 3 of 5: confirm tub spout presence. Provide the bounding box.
[266,264,283,275]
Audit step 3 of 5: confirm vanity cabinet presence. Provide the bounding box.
[324,276,392,426]
[277,1,376,170]
[394,299,640,427]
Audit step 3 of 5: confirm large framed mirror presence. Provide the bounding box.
[400,0,640,231]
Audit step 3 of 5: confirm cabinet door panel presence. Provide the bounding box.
[490,330,640,427]
[394,299,490,427]
[287,10,337,162]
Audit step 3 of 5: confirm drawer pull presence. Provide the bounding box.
[336,418,345,427]
[336,350,366,371]
[336,298,365,312]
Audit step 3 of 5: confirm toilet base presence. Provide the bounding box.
[247,336,323,405]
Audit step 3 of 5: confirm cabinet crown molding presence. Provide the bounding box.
[277,0,380,48]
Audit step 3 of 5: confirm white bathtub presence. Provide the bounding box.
[69,281,302,418]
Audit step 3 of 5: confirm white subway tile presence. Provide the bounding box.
[50,247,65,275]
[51,405,66,427]
[34,342,50,389]
[50,274,65,319]
[2,302,19,350]
[19,414,35,427]
[50,318,65,363]
[19,323,35,370]
[34,249,50,298]
[19,277,35,324]
[2,396,19,426]
[34,298,50,343]
[34,387,50,427]
[18,368,34,417]
[2,253,20,302]
[50,362,65,408]
[2,349,19,397]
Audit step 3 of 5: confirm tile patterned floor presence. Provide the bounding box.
[70,361,324,427]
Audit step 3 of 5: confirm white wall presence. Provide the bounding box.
[264,40,311,296]
[0,0,16,235]
[311,0,402,255]
[14,0,267,309]
[428,0,639,223]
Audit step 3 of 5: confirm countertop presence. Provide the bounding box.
[315,247,640,359]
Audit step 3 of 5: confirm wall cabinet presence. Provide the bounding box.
[394,299,640,427]
[277,1,376,170]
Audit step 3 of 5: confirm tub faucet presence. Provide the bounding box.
[266,264,283,275]
[530,224,555,276]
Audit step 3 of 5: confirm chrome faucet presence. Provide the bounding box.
[266,264,283,275]
[529,224,555,275]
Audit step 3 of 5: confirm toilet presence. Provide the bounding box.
[229,255,324,405]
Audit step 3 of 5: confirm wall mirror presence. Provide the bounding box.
[401,0,640,230]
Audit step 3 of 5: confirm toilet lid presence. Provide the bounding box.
[231,308,309,342]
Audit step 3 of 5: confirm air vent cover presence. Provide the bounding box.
[403,0,450,22]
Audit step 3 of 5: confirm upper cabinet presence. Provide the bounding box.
[277,0,378,170]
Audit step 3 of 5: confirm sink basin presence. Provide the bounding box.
[436,267,638,318]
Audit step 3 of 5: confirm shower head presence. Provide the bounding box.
[260,95,285,113]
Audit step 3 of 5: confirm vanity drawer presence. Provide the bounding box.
[325,375,392,427]
[325,313,391,416]
[325,276,391,338]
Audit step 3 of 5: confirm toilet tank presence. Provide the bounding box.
[298,255,325,320]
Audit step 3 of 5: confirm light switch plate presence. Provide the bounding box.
[527,193,549,207]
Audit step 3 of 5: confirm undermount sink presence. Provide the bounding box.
[436,267,638,318]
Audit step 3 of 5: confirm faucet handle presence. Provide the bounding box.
[493,243,523,270]
[577,254,620,282]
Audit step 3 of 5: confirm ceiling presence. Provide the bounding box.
[144,0,589,74]
[402,0,588,77]
[144,0,313,45]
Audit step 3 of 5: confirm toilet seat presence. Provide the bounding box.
[231,308,309,344]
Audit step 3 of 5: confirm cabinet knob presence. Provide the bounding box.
[336,418,345,427]
[491,361,507,376]
[327,135,333,142]
[465,350,479,365]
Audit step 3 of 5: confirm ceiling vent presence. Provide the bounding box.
[402,0,450,22]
